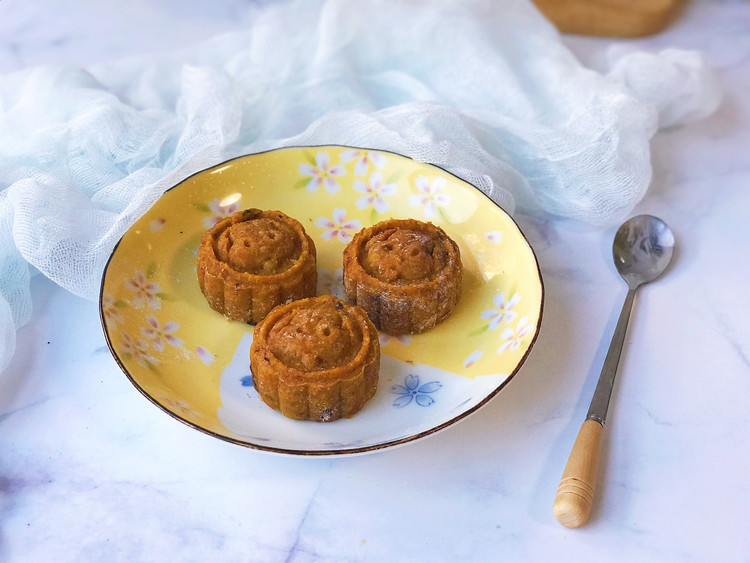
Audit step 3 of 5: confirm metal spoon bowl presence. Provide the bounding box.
[613,214,675,289]
[553,215,675,528]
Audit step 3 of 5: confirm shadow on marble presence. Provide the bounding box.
[0,276,57,413]
[528,279,628,526]
[647,87,741,202]
[0,476,10,561]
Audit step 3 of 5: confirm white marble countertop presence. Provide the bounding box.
[2,1,749,561]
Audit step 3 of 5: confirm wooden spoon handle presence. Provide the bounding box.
[553,419,603,528]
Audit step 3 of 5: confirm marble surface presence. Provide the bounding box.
[2,0,750,561]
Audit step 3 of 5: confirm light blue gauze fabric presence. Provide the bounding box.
[0,0,721,373]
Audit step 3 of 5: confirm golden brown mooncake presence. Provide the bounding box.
[342,218,462,335]
[250,295,380,422]
[197,209,316,324]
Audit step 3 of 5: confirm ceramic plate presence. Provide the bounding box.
[100,146,543,456]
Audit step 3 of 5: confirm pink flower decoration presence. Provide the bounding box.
[196,346,215,366]
[485,231,503,243]
[409,175,450,218]
[463,350,484,368]
[140,316,183,352]
[340,149,387,176]
[314,208,362,243]
[101,294,124,326]
[379,333,412,346]
[317,267,345,299]
[120,331,158,368]
[124,270,162,310]
[203,198,240,229]
[160,397,196,419]
[481,292,520,329]
[298,152,346,194]
[353,172,398,214]
[497,317,532,354]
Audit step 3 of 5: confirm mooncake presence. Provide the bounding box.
[197,209,316,324]
[343,218,462,334]
[250,295,380,422]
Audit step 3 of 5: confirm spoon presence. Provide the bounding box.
[553,215,675,528]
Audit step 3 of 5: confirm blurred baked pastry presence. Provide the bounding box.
[197,209,316,324]
[250,295,380,422]
[343,218,462,334]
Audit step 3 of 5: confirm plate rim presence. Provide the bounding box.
[99,144,545,457]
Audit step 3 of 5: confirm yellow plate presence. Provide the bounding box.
[100,146,543,456]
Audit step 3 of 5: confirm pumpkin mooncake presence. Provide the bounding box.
[343,218,462,335]
[250,295,380,422]
[197,209,316,324]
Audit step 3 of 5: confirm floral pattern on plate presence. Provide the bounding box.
[317,267,345,299]
[392,374,442,408]
[298,151,346,194]
[481,292,520,329]
[497,316,533,355]
[409,175,450,219]
[124,269,162,310]
[198,197,241,229]
[314,208,361,243]
[100,145,542,455]
[340,149,387,176]
[353,171,398,214]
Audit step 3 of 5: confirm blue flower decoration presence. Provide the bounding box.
[240,375,254,387]
[391,374,442,408]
